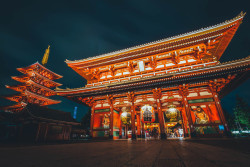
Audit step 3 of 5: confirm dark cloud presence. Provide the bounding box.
[0,0,249,120]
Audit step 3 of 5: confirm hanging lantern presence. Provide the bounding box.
[165,103,180,122]
[120,107,131,125]
[102,114,110,128]
[140,105,155,123]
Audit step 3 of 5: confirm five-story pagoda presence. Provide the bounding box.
[1,46,62,112]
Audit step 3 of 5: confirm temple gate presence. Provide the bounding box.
[56,13,250,139]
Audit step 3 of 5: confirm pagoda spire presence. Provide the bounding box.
[42,45,50,66]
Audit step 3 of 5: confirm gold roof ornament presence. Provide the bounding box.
[42,45,50,66]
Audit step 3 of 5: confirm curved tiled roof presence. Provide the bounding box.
[66,12,245,65]
[17,62,63,80]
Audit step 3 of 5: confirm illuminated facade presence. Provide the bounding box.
[1,47,62,112]
[57,12,250,139]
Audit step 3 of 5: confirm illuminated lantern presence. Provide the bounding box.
[165,103,180,122]
[140,105,155,123]
[120,107,131,125]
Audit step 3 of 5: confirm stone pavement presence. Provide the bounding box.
[0,139,249,167]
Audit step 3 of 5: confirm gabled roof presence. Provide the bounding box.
[65,12,245,69]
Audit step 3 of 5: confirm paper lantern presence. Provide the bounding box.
[121,107,131,125]
[165,104,180,122]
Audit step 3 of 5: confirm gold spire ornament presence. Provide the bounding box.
[42,45,50,66]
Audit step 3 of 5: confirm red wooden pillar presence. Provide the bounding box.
[107,95,114,139]
[131,101,136,139]
[211,90,229,131]
[179,85,194,137]
[153,88,166,139]
[182,97,193,136]
[119,112,122,139]
[136,113,141,137]
[127,92,136,140]
[157,99,166,139]
[109,105,114,139]
[180,109,188,137]
[209,81,229,133]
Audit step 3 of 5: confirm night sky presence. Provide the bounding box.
[0,0,249,121]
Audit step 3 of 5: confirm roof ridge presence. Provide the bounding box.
[66,12,245,64]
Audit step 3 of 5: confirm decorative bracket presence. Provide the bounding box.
[79,97,95,107]
[126,91,135,103]
[149,56,157,69]
[107,94,114,105]
[172,51,180,64]
[91,69,100,80]
[178,84,189,97]
[153,88,162,100]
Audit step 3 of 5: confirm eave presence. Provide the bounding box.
[12,71,62,88]
[0,102,27,112]
[17,62,63,80]
[24,90,61,105]
[5,80,57,96]
[57,56,250,97]
[1,90,61,105]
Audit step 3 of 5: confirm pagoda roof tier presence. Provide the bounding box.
[56,56,250,98]
[17,62,63,80]
[66,12,245,71]
[2,90,61,106]
[0,102,27,112]
[2,93,24,103]
[12,70,62,88]
[6,80,57,97]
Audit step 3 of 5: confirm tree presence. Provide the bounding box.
[233,96,250,129]
[81,108,91,129]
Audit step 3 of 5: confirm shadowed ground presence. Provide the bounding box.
[0,139,249,167]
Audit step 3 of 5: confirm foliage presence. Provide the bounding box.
[81,108,91,129]
[233,96,250,129]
